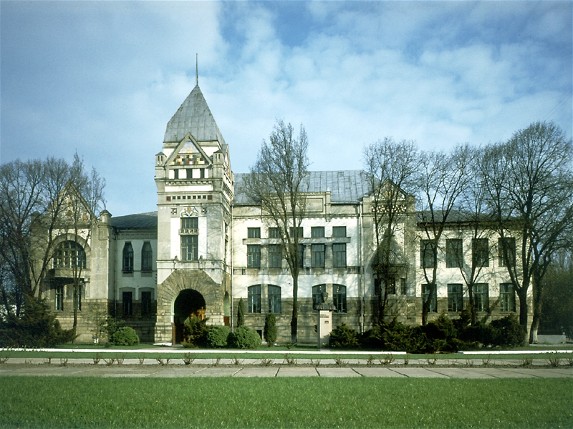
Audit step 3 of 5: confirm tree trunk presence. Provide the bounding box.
[518,288,529,331]
[290,275,298,344]
[529,280,543,344]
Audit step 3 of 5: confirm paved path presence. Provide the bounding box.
[1,362,572,378]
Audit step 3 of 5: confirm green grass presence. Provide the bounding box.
[0,377,571,428]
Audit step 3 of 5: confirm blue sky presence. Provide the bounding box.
[1,1,571,216]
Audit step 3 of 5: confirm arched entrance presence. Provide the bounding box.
[173,289,206,344]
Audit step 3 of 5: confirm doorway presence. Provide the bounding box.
[173,289,206,344]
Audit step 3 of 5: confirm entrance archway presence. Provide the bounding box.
[173,289,206,343]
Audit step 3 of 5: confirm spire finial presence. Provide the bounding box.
[195,53,199,86]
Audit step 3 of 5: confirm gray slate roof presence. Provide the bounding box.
[234,170,372,205]
[163,85,226,145]
[110,212,158,230]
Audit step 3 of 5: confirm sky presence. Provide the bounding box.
[1,1,571,216]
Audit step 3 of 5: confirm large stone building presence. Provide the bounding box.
[41,84,529,344]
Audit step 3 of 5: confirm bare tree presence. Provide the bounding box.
[482,121,573,342]
[363,138,418,323]
[417,145,472,325]
[242,120,309,344]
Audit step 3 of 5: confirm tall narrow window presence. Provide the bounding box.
[248,285,261,313]
[311,244,325,268]
[55,285,64,311]
[181,217,199,261]
[268,244,282,269]
[332,243,347,268]
[122,291,133,317]
[268,285,281,313]
[141,241,153,273]
[312,284,327,310]
[474,283,489,312]
[420,240,437,269]
[498,237,516,267]
[400,278,407,295]
[333,284,347,313]
[141,291,152,317]
[422,284,437,313]
[472,238,489,267]
[447,283,463,312]
[122,242,134,273]
[446,239,463,268]
[500,283,516,312]
[247,245,261,268]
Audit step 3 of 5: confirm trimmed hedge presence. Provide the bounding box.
[109,326,139,346]
[228,326,261,349]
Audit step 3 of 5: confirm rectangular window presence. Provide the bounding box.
[311,244,325,268]
[446,239,463,268]
[181,217,198,232]
[268,285,281,314]
[247,245,261,268]
[122,291,133,317]
[55,285,64,311]
[268,244,282,269]
[311,226,325,238]
[289,227,303,238]
[312,284,327,310]
[141,291,152,317]
[422,284,437,313]
[181,235,199,261]
[247,227,261,239]
[332,243,347,268]
[333,285,347,313]
[332,226,347,238]
[498,237,516,267]
[474,283,489,312]
[500,283,516,312]
[472,238,489,267]
[268,227,281,238]
[420,240,437,269]
[248,285,261,313]
[447,283,463,312]
[400,278,407,295]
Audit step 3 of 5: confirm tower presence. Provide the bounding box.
[154,83,234,343]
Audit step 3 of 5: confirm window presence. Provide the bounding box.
[268,244,282,269]
[247,245,261,268]
[420,240,436,269]
[311,227,325,238]
[312,284,327,310]
[400,278,407,295]
[181,235,198,261]
[122,291,133,317]
[141,291,152,317]
[55,285,64,311]
[332,226,346,238]
[333,284,347,313]
[311,244,325,268]
[422,284,437,313]
[247,227,261,239]
[248,285,261,313]
[332,243,347,268]
[500,283,516,312]
[122,242,134,273]
[268,227,281,238]
[447,284,463,312]
[268,285,281,313]
[289,227,303,238]
[446,239,463,268]
[141,242,153,272]
[181,216,198,232]
[498,237,516,267]
[54,241,86,269]
[474,283,489,312]
[472,238,489,267]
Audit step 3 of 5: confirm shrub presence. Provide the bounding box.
[182,315,208,348]
[490,314,526,347]
[263,313,277,346]
[110,326,139,346]
[206,326,231,348]
[228,326,261,349]
[330,323,359,349]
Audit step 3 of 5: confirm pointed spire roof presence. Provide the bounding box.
[163,85,226,145]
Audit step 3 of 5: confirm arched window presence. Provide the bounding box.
[53,241,86,269]
[141,241,153,272]
[122,242,134,273]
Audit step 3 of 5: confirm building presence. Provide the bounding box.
[40,84,529,344]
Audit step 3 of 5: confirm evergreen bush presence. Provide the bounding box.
[237,298,245,327]
[228,326,261,349]
[490,314,526,347]
[263,313,277,346]
[329,323,359,349]
[206,325,231,348]
[109,326,139,346]
[182,315,209,348]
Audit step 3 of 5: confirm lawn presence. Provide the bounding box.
[0,377,571,428]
